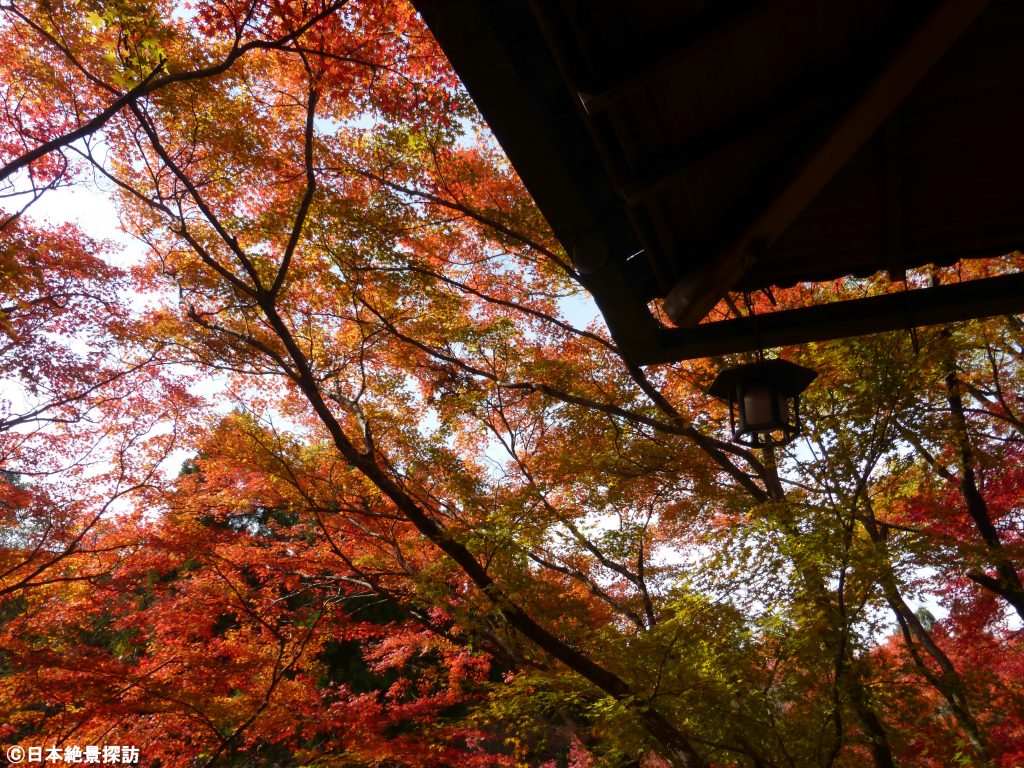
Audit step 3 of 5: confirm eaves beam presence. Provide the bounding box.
[649,271,1024,364]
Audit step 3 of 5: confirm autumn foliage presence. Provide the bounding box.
[1,0,1023,766]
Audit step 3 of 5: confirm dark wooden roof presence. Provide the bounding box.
[412,0,1024,364]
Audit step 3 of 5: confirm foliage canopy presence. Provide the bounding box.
[1,0,1022,766]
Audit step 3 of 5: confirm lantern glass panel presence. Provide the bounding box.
[778,392,792,423]
[742,385,776,427]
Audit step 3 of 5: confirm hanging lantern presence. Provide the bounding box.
[707,358,817,447]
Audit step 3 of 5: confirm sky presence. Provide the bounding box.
[3,171,215,480]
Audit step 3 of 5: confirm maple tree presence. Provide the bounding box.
[2,417,502,767]
[1,0,1023,766]
[0,213,193,603]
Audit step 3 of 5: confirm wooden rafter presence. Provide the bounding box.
[574,0,773,114]
[664,0,992,328]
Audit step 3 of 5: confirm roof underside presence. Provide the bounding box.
[412,0,1024,364]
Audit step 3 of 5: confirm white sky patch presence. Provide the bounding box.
[28,184,143,263]
[557,290,601,329]
[2,156,229,482]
